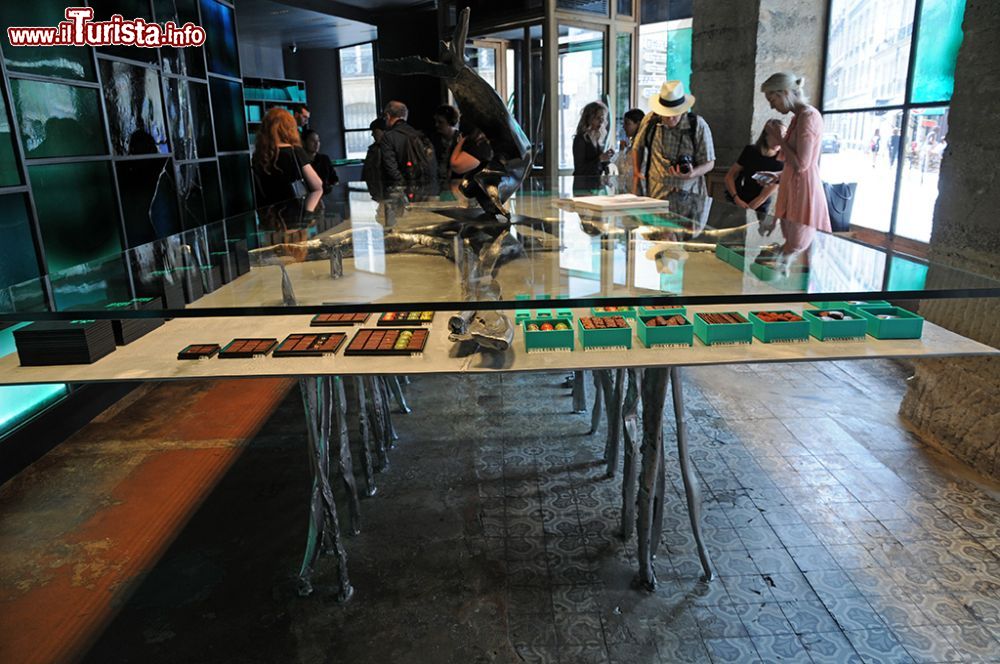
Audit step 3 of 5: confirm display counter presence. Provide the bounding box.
[2,180,998,599]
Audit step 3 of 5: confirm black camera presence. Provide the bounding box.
[676,154,694,174]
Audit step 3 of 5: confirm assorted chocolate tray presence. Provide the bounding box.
[637,314,693,347]
[693,312,753,346]
[345,328,429,355]
[578,316,632,350]
[218,338,278,359]
[749,311,809,343]
[524,321,572,332]
[177,343,221,360]
[378,311,434,326]
[311,313,371,327]
[273,333,347,357]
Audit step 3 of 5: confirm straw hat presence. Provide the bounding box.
[648,80,695,117]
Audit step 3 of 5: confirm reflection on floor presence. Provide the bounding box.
[80,362,1000,664]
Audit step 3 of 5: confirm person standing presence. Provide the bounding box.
[301,129,338,193]
[635,80,716,199]
[362,118,387,199]
[572,101,614,192]
[613,108,645,193]
[430,104,461,184]
[758,72,831,232]
[870,128,881,167]
[251,108,322,207]
[724,119,785,213]
[888,127,901,167]
[294,105,311,132]
[379,100,435,190]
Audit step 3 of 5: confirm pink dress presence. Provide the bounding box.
[774,105,832,233]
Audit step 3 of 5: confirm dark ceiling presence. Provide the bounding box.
[235,0,379,50]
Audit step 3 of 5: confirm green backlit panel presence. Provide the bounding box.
[116,158,181,247]
[0,90,21,187]
[12,79,107,159]
[200,0,241,78]
[667,27,692,92]
[0,2,96,81]
[27,161,121,273]
[0,324,66,436]
[209,77,248,153]
[219,154,254,216]
[911,0,966,104]
[0,193,41,290]
[616,33,632,123]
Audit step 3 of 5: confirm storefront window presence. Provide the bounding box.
[822,0,965,242]
[637,20,691,112]
[339,43,377,160]
[558,26,604,170]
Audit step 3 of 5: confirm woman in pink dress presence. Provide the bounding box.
[759,73,831,236]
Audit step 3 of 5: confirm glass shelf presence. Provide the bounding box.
[2,178,999,322]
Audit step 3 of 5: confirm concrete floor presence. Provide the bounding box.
[80,361,1000,664]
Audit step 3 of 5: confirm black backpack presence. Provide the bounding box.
[399,126,437,185]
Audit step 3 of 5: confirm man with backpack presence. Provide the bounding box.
[635,81,716,199]
[379,100,438,193]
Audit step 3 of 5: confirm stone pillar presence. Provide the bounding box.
[691,0,826,166]
[899,0,1000,479]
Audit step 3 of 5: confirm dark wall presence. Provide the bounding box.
[374,8,442,136]
[239,33,285,79]
[283,48,347,160]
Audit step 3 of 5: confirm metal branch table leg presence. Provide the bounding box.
[389,375,412,414]
[636,368,668,591]
[572,370,587,413]
[671,366,715,581]
[620,369,641,539]
[353,376,377,497]
[330,377,362,535]
[589,371,605,434]
[364,376,390,471]
[298,377,353,601]
[603,368,625,477]
[378,377,400,443]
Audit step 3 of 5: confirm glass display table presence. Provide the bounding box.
[2,181,998,598]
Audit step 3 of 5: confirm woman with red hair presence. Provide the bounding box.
[251,108,322,207]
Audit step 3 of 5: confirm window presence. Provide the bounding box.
[637,19,691,113]
[558,26,604,171]
[338,43,378,160]
[822,0,965,243]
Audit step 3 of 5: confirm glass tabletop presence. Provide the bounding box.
[3,177,999,321]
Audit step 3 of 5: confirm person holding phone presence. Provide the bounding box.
[572,101,614,192]
[725,119,785,212]
[758,72,831,232]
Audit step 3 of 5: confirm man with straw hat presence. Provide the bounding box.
[634,80,716,199]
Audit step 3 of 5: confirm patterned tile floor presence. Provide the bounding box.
[84,361,1000,664]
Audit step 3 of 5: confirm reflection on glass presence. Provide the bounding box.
[0,2,96,81]
[615,33,632,128]
[820,110,902,233]
[27,161,121,273]
[345,131,373,161]
[200,0,241,78]
[617,0,632,16]
[339,42,378,147]
[166,78,214,160]
[219,154,254,216]
[12,80,106,159]
[49,252,131,311]
[0,194,41,289]
[557,0,608,15]
[156,0,207,78]
[559,26,604,170]
[209,77,248,153]
[116,158,181,247]
[910,0,965,104]
[99,60,170,155]
[823,0,915,111]
[888,255,928,291]
[352,219,386,274]
[897,107,948,242]
[0,92,21,187]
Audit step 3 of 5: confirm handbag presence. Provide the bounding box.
[290,151,308,198]
[823,181,856,233]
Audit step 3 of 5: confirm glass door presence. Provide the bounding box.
[558,25,605,171]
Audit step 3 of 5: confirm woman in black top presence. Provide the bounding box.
[302,129,339,193]
[252,108,322,208]
[450,126,493,179]
[724,119,784,212]
[572,101,614,192]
